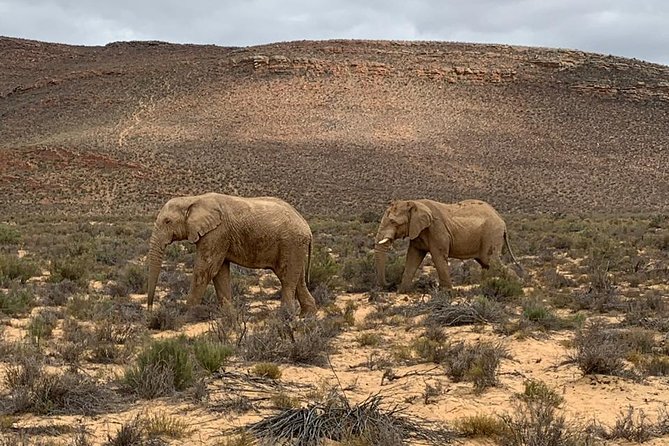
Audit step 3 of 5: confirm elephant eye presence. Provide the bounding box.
[163,218,171,224]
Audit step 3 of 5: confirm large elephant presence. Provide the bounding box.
[146,193,317,316]
[374,199,520,292]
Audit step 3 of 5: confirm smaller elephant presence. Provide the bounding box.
[374,199,520,292]
[146,193,317,316]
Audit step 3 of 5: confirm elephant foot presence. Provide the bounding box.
[397,284,412,294]
[299,305,318,318]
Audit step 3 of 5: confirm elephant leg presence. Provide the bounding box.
[476,258,491,270]
[431,250,453,289]
[296,271,317,317]
[213,260,232,304]
[187,254,218,306]
[398,244,427,293]
[276,263,300,314]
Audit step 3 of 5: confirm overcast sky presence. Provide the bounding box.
[1,0,668,66]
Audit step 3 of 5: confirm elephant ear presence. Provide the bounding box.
[185,195,224,243]
[409,201,433,239]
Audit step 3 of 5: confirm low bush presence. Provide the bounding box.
[193,338,233,373]
[39,279,80,306]
[308,245,341,291]
[453,413,507,439]
[142,412,192,440]
[0,254,40,286]
[26,309,60,345]
[606,406,656,442]
[246,392,454,445]
[424,294,507,327]
[3,356,114,415]
[341,254,376,292]
[516,379,564,408]
[124,337,194,398]
[479,272,523,301]
[251,363,282,380]
[49,256,90,284]
[443,341,508,391]
[500,400,590,446]
[147,301,186,331]
[0,224,21,245]
[571,320,628,376]
[356,332,383,347]
[0,285,35,316]
[242,311,342,365]
[271,392,301,410]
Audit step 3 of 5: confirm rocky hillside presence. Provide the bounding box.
[1,37,668,217]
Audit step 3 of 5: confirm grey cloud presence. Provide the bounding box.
[0,0,667,65]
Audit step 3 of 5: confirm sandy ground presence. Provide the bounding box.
[2,289,669,445]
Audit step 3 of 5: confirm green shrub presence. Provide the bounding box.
[0,224,21,244]
[443,341,508,391]
[308,246,341,290]
[26,309,60,345]
[50,256,90,284]
[516,379,564,408]
[0,286,35,316]
[143,412,192,439]
[117,263,146,294]
[124,337,194,398]
[193,338,233,373]
[0,254,40,286]
[251,363,282,380]
[411,337,448,364]
[480,275,523,301]
[147,301,186,331]
[454,413,507,438]
[341,254,376,292]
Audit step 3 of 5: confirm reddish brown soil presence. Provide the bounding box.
[1,37,668,218]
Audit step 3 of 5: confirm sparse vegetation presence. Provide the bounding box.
[443,341,509,391]
[193,338,234,373]
[2,355,115,415]
[571,320,629,376]
[2,200,669,443]
[453,413,507,439]
[124,337,194,398]
[251,363,282,380]
[25,309,60,345]
[0,254,40,286]
[0,285,36,316]
[245,391,454,445]
[241,312,342,365]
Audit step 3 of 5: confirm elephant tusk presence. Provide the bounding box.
[377,238,391,245]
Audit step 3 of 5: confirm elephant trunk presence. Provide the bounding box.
[374,249,388,288]
[146,230,169,309]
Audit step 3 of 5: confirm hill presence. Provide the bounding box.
[1,37,668,217]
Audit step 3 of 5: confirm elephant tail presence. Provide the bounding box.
[306,236,312,287]
[504,231,523,272]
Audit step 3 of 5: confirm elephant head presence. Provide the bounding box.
[374,200,433,287]
[146,194,224,309]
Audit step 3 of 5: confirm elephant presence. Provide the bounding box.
[374,199,520,292]
[146,192,317,316]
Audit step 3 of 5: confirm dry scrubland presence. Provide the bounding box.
[0,37,668,216]
[1,37,669,445]
[0,213,668,445]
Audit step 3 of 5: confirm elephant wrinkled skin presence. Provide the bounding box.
[374,199,520,292]
[146,193,317,316]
